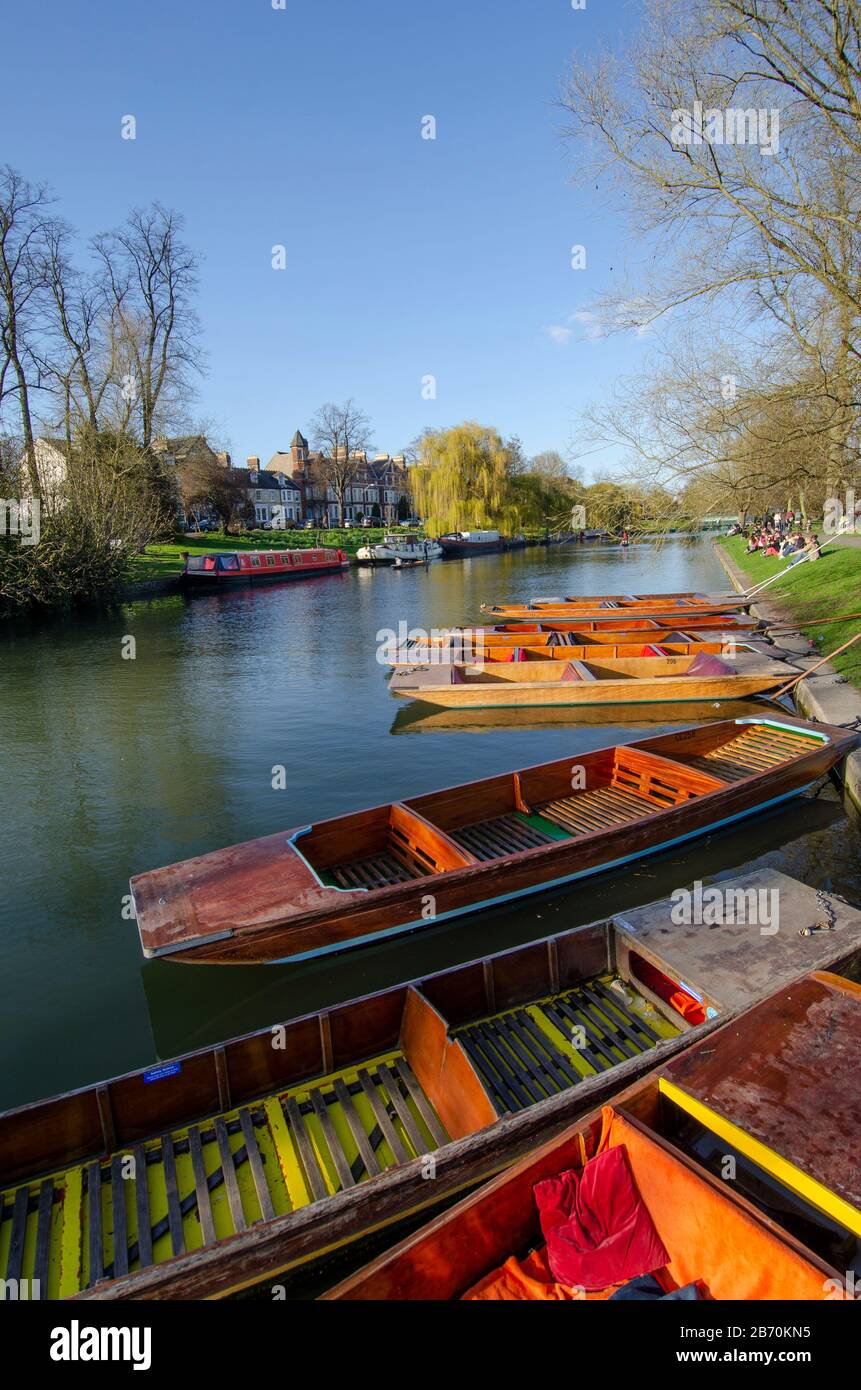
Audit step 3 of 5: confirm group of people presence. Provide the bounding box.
[727,511,821,565]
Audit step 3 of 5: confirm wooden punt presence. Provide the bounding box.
[400,622,759,654]
[388,652,797,709]
[324,970,861,1301]
[6,874,861,1301]
[481,592,752,618]
[390,697,787,735]
[387,636,772,665]
[129,715,856,964]
[485,614,759,632]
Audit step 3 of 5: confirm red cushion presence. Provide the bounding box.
[559,663,582,682]
[534,1146,669,1290]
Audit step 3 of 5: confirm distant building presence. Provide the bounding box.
[271,429,410,525]
[242,456,302,526]
[18,438,73,512]
[152,435,231,472]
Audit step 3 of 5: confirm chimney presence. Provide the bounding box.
[247,456,260,470]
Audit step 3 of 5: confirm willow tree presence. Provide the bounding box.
[411,422,519,535]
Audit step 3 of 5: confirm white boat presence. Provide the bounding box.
[356,533,442,565]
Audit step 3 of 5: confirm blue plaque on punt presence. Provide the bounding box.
[143,1061,181,1083]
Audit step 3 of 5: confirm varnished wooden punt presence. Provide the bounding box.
[485,614,759,632]
[481,593,752,621]
[387,637,771,665]
[392,624,760,658]
[388,652,797,709]
[324,970,861,1302]
[6,874,861,1300]
[130,716,857,965]
[390,697,784,736]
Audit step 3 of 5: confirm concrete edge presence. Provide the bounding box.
[714,540,861,812]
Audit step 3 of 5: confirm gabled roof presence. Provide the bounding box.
[245,469,300,493]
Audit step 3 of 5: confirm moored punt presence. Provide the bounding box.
[324,970,861,1301]
[485,614,759,632]
[129,715,856,964]
[390,697,787,735]
[386,635,773,665]
[483,589,741,610]
[402,621,759,653]
[182,547,349,587]
[481,597,752,621]
[6,874,861,1300]
[388,652,797,709]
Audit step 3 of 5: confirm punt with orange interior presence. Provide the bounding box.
[324,970,861,1302]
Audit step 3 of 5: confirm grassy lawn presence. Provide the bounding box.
[718,535,861,686]
[127,526,407,580]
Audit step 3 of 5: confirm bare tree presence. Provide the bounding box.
[559,0,861,501]
[94,204,202,447]
[0,167,54,498]
[309,398,373,522]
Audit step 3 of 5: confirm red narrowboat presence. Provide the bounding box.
[182,547,349,588]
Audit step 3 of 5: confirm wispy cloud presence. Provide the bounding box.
[545,323,573,345]
[545,300,656,346]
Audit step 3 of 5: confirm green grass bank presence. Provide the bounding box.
[717,535,861,689]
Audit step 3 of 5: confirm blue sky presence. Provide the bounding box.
[3,0,650,474]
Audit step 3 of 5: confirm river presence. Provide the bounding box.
[1,537,858,1111]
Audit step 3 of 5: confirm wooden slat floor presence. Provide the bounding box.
[454,973,680,1117]
[684,724,819,783]
[0,1050,447,1298]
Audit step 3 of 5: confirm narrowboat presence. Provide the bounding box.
[325,970,861,1301]
[129,715,856,965]
[5,873,861,1300]
[438,530,510,557]
[355,534,442,565]
[182,547,349,587]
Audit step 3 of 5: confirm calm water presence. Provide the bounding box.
[1,539,858,1111]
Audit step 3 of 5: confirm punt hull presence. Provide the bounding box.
[324,975,859,1302]
[388,673,788,708]
[131,718,855,965]
[12,876,860,1301]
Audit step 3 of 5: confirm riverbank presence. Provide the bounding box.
[715,536,861,810]
[125,526,554,589]
[128,527,393,581]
